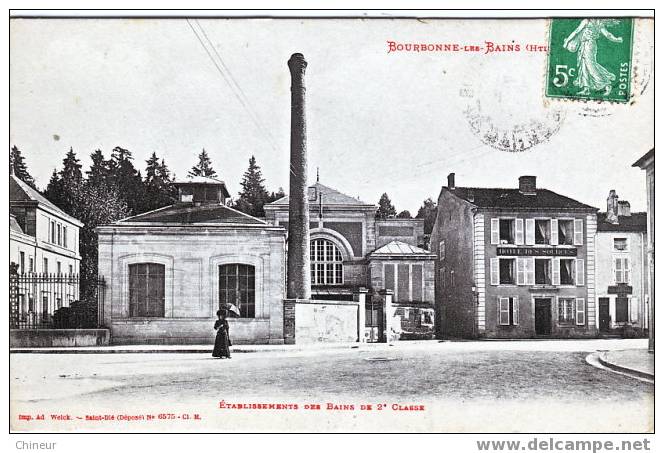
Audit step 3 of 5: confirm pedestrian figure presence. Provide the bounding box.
[212,309,231,359]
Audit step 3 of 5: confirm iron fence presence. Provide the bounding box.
[9,271,106,329]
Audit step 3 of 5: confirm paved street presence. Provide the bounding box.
[10,339,653,433]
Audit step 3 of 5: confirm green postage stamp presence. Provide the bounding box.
[546,18,634,103]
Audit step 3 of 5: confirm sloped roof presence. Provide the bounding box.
[118,203,267,225]
[597,212,647,232]
[268,182,373,207]
[172,175,226,185]
[446,186,596,211]
[10,174,82,224]
[370,240,435,258]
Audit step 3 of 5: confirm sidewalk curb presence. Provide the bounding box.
[597,352,654,382]
[8,344,372,355]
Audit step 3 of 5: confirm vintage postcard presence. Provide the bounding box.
[8,12,654,437]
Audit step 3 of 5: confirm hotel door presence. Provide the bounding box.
[598,298,610,332]
[534,298,552,336]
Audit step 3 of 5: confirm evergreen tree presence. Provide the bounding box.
[144,152,175,211]
[43,169,65,209]
[266,187,286,203]
[9,145,37,189]
[235,155,270,217]
[86,149,112,188]
[188,149,217,177]
[376,193,397,219]
[397,210,412,219]
[107,146,146,214]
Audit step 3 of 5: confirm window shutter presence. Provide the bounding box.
[491,218,500,245]
[552,258,560,285]
[513,296,519,325]
[490,258,499,285]
[526,258,535,285]
[574,219,584,245]
[614,258,622,284]
[515,219,524,245]
[516,258,526,285]
[575,298,585,325]
[625,259,631,284]
[550,219,559,245]
[525,219,535,245]
[498,297,510,325]
[575,259,585,286]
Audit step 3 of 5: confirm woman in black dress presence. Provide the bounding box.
[212,309,231,359]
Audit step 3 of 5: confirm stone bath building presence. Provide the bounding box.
[97,176,287,345]
[430,174,598,339]
[265,181,436,341]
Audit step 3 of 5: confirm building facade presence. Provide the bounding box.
[265,181,436,341]
[595,190,648,334]
[10,175,82,323]
[633,148,655,352]
[97,177,287,345]
[431,174,598,339]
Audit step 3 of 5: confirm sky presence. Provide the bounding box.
[9,17,654,213]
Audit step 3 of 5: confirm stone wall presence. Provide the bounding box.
[10,329,110,347]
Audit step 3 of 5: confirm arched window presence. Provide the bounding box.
[129,263,165,317]
[219,264,255,318]
[310,238,343,285]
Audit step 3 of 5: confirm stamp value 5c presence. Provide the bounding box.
[546,18,634,103]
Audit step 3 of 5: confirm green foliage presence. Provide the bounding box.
[234,155,270,217]
[144,152,176,211]
[376,193,397,219]
[9,145,37,189]
[397,210,412,219]
[188,149,217,178]
[416,197,437,235]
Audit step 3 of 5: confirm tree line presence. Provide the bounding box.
[9,145,285,288]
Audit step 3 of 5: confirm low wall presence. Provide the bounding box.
[287,299,360,344]
[10,329,110,348]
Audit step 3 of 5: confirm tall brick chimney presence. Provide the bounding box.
[286,53,311,300]
[447,173,455,190]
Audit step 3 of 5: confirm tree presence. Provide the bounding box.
[107,146,146,215]
[376,193,397,219]
[9,145,37,189]
[144,152,176,211]
[267,187,286,203]
[416,198,438,234]
[188,149,217,178]
[235,155,270,217]
[42,148,84,213]
[397,210,412,219]
[416,197,438,249]
[86,149,112,188]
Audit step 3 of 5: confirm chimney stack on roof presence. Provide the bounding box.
[447,173,455,190]
[606,190,619,224]
[518,176,537,195]
[617,200,631,217]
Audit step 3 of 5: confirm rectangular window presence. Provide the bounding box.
[384,264,395,293]
[559,259,575,285]
[29,257,34,273]
[19,252,25,275]
[535,219,551,244]
[129,263,166,317]
[51,221,56,243]
[68,264,73,275]
[43,258,48,275]
[535,259,551,285]
[397,264,410,302]
[498,297,519,326]
[57,262,62,275]
[411,264,423,301]
[499,258,515,285]
[614,257,630,284]
[499,219,515,244]
[219,264,255,318]
[558,220,574,245]
[558,298,575,324]
[438,240,445,261]
[63,227,68,248]
[613,238,628,251]
[615,297,629,323]
[57,224,62,246]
